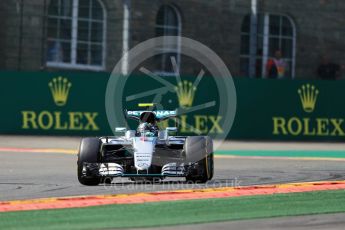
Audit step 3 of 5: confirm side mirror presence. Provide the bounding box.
[125,130,135,139]
[115,127,127,133]
[166,127,178,133]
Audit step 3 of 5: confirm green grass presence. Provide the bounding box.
[215,150,345,158]
[1,190,345,230]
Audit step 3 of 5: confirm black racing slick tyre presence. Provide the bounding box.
[185,136,214,183]
[77,137,101,186]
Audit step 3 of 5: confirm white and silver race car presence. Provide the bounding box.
[77,104,214,185]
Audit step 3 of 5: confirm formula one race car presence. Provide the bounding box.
[77,104,214,185]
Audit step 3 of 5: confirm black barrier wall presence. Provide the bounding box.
[0,71,344,141]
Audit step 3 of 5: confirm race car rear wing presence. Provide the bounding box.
[125,110,177,121]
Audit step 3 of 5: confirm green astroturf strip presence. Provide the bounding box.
[215,150,345,158]
[1,190,345,230]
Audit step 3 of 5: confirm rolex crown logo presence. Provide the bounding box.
[175,80,196,108]
[298,84,319,113]
[48,77,72,106]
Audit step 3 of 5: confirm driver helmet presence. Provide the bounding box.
[137,122,157,137]
[138,122,152,132]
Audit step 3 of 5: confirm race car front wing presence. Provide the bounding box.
[81,162,190,177]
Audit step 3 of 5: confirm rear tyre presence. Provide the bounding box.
[77,138,101,186]
[205,136,214,180]
[185,136,214,183]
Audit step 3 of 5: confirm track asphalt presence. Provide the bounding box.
[0,136,345,229]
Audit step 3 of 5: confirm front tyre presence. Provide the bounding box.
[185,136,214,183]
[77,137,101,186]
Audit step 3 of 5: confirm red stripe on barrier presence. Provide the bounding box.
[1,180,345,212]
[0,147,39,152]
[0,147,77,154]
